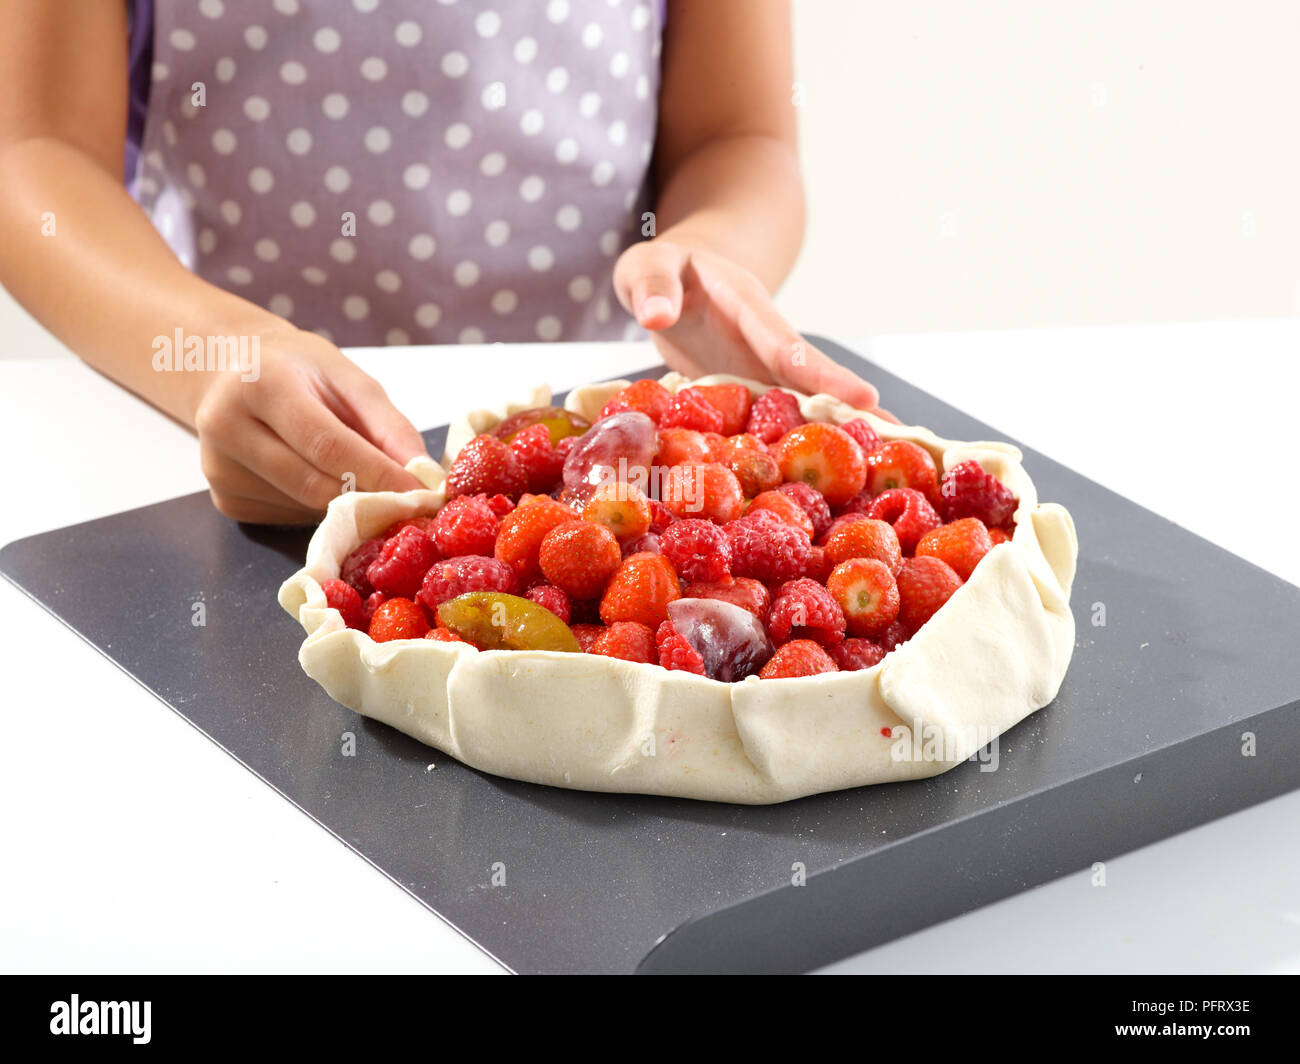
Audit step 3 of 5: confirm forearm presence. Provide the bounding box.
[0,136,290,425]
[652,137,804,295]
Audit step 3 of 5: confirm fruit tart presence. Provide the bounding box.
[279,373,1077,804]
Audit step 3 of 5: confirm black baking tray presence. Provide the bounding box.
[2,338,1298,974]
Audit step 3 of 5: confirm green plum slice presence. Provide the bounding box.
[491,406,592,446]
[437,592,581,653]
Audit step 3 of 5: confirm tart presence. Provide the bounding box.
[279,373,1077,804]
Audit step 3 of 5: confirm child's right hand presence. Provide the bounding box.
[192,326,428,524]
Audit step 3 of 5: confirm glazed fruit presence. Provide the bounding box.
[826,558,900,639]
[659,518,733,584]
[590,621,658,664]
[367,525,439,599]
[746,388,804,444]
[431,494,501,558]
[600,379,673,423]
[747,490,815,537]
[725,443,783,498]
[493,497,575,585]
[939,460,1019,528]
[724,512,812,586]
[660,386,725,433]
[508,423,565,494]
[664,598,774,682]
[915,517,993,582]
[759,640,838,679]
[571,623,605,653]
[562,411,656,502]
[491,405,592,445]
[368,598,431,642]
[831,638,886,671]
[773,423,868,507]
[416,555,519,614]
[823,516,903,573]
[656,620,707,675]
[538,521,623,599]
[525,583,572,624]
[839,418,883,457]
[599,552,681,629]
[446,434,528,500]
[322,578,364,630]
[767,578,846,647]
[895,556,963,631]
[682,577,772,624]
[864,440,939,499]
[654,427,714,469]
[694,384,753,436]
[865,488,942,554]
[776,481,832,540]
[436,591,581,652]
[661,463,745,524]
[582,481,652,543]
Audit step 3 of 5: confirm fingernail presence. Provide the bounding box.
[638,295,674,324]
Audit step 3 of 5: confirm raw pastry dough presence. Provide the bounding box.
[279,373,1078,804]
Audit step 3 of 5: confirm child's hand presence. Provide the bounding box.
[192,327,428,524]
[614,241,896,421]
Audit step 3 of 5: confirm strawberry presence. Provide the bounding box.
[767,578,847,647]
[682,577,772,625]
[600,379,673,424]
[759,639,838,679]
[659,518,733,584]
[839,418,883,457]
[322,578,365,630]
[826,558,900,638]
[725,444,782,498]
[571,623,606,653]
[916,518,993,581]
[746,388,805,444]
[660,386,725,433]
[773,423,867,507]
[431,494,500,558]
[864,440,938,500]
[525,583,572,623]
[591,621,658,664]
[654,427,713,469]
[661,463,745,524]
[938,460,1020,529]
[865,488,942,554]
[425,626,470,643]
[695,384,753,436]
[896,556,962,630]
[656,620,706,675]
[988,527,1011,546]
[366,525,439,598]
[599,552,681,629]
[446,434,528,500]
[582,481,652,543]
[539,520,623,599]
[493,497,575,585]
[508,423,565,494]
[747,490,815,536]
[824,516,903,573]
[831,638,886,671]
[367,597,430,642]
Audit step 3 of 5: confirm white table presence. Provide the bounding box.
[2,320,1297,974]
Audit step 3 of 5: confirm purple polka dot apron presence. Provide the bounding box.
[129,0,662,346]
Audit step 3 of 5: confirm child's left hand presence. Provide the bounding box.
[614,240,895,421]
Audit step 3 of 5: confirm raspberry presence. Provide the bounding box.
[803,544,834,583]
[662,463,745,524]
[509,423,565,494]
[777,482,833,540]
[836,485,877,516]
[660,386,725,433]
[539,520,623,599]
[824,516,903,573]
[417,555,520,616]
[599,552,681,629]
[683,578,772,625]
[340,536,384,597]
[382,515,438,540]
[826,558,900,638]
[367,598,430,642]
[767,578,846,647]
[865,440,939,500]
[659,518,732,584]
[601,379,674,424]
[591,621,658,664]
[724,513,812,586]
[484,493,515,517]
[695,384,753,436]
[774,423,868,507]
[866,488,942,554]
[621,532,660,557]
[366,525,439,598]
[656,620,706,675]
[916,517,993,581]
[322,578,364,629]
[425,626,470,644]
[654,427,713,468]
[939,460,1020,529]
[571,623,605,653]
[582,481,651,543]
[880,620,910,651]
[747,490,815,537]
[362,591,386,629]
[839,418,883,457]
[746,388,805,444]
[896,555,963,631]
[526,584,572,624]
[431,494,500,558]
[759,639,838,679]
[831,638,886,671]
[647,498,674,533]
[494,497,575,585]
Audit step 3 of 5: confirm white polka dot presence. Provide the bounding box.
[475,11,501,37]
[528,245,554,271]
[353,0,379,11]
[180,188,197,210]
[453,261,480,286]
[491,289,518,314]
[324,166,351,193]
[360,56,387,81]
[555,137,579,164]
[368,200,395,226]
[138,177,160,197]
[199,0,225,18]
[403,164,431,190]
[227,265,253,285]
[634,74,650,100]
[547,0,570,22]
[145,149,164,170]
[579,92,601,118]
[556,205,581,231]
[248,167,275,193]
[631,3,651,31]
[330,238,357,264]
[254,238,280,262]
[375,269,402,293]
[179,96,199,120]
[481,82,507,111]
[151,61,169,81]
[608,120,628,146]
[286,127,313,154]
[546,67,569,93]
[314,26,341,53]
[401,91,429,117]
[302,266,328,285]
[290,201,316,227]
[519,175,545,202]
[395,20,422,46]
[484,220,510,246]
[268,294,294,317]
[459,327,485,344]
[186,162,206,187]
[280,60,307,85]
[595,296,611,322]
[170,29,196,51]
[444,122,472,149]
[520,109,544,135]
[623,187,639,209]
[568,275,594,302]
[513,37,538,63]
[581,23,603,48]
[440,51,469,77]
[198,228,217,254]
[536,316,563,341]
[599,229,620,255]
[610,51,630,78]
[322,93,350,119]
[211,129,237,154]
[243,96,271,121]
[220,200,242,225]
[343,295,369,321]
[386,328,410,346]
[244,25,267,50]
[479,152,506,176]
[415,303,442,328]
[591,160,615,186]
[215,57,237,82]
[408,234,436,260]
[446,189,472,216]
[272,0,299,14]
[364,126,390,153]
